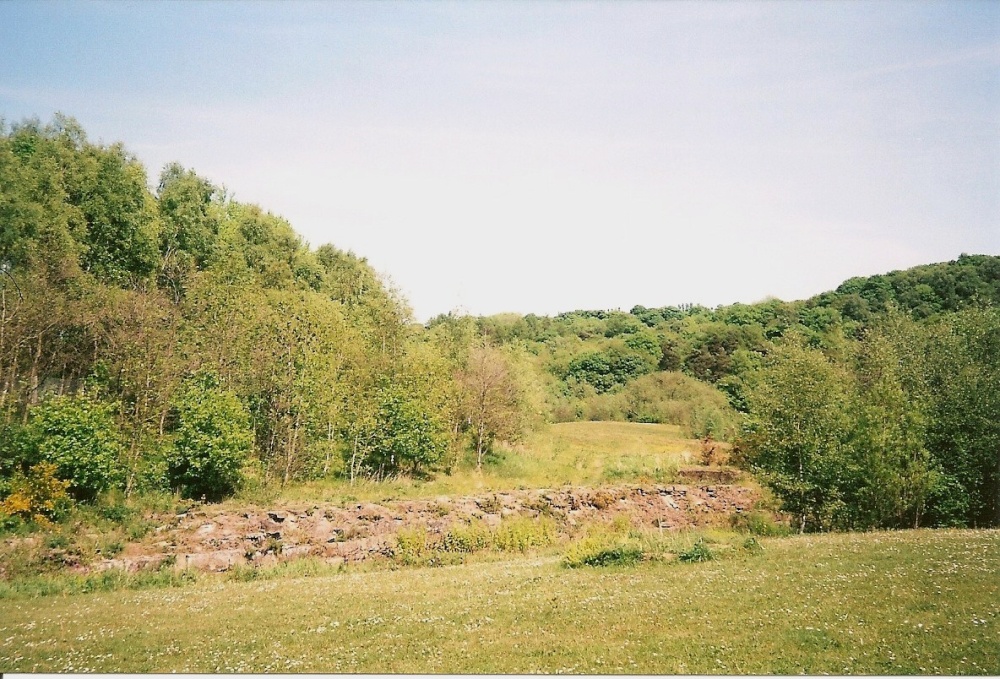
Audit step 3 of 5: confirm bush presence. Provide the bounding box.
[563,528,644,568]
[579,544,644,567]
[28,394,125,501]
[923,473,971,528]
[166,372,253,501]
[493,516,556,553]
[678,538,714,563]
[0,421,32,498]
[345,382,450,479]
[441,520,492,553]
[393,526,434,565]
[0,462,72,527]
[476,495,503,514]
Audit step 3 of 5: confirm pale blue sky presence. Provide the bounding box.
[2,1,998,320]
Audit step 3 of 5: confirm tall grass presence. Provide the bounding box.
[272,421,699,504]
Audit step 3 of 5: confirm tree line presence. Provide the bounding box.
[0,116,537,514]
[1,115,997,533]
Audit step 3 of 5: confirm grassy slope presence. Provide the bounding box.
[274,421,700,504]
[2,529,997,674]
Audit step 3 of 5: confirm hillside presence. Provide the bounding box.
[1,114,998,543]
[2,114,999,677]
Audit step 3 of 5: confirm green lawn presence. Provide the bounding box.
[2,528,997,674]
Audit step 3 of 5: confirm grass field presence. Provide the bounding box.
[274,421,701,505]
[2,528,997,674]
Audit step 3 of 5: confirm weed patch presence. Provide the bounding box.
[678,538,714,563]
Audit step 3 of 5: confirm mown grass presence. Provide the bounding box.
[1,528,996,674]
[272,421,698,505]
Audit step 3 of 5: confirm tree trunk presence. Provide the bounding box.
[28,332,43,406]
[350,433,360,486]
[476,421,486,470]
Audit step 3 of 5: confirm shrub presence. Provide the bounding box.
[28,395,125,501]
[394,526,433,565]
[476,494,503,514]
[166,371,253,501]
[493,516,556,552]
[678,538,714,563]
[563,529,643,568]
[0,462,72,527]
[0,421,32,498]
[587,489,619,510]
[344,381,450,479]
[579,544,644,567]
[729,510,790,537]
[923,473,971,528]
[441,519,492,553]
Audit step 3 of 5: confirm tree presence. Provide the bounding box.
[343,378,449,480]
[922,307,1000,526]
[736,336,853,532]
[156,163,222,301]
[847,320,935,529]
[166,371,253,501]
[457,344,528,469]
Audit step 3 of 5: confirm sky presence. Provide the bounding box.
[1,1,998,321]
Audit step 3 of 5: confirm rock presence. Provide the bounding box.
[323,543,345,558]
[96,555,167,573]
[252,552,279,568]
[267,511,286,523]
[174,550,245,572]
[281,545,314,559]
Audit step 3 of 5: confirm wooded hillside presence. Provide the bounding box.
[1,115,998,531]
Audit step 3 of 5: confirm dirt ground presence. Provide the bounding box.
[93,481,762,574]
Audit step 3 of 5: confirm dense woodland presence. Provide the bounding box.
[1,116,998,531]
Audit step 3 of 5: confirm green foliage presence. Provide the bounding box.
[28,395,125,501]
[345,380,449,480]
[677,538,714,563]
[166,372,253,501]
[77,144,160,286]
[4,113,1000,537]
[564,542,644,568]
[553,369,738,438]
[492,516,556,552]
[738,309,1000,530]
[441,519,493,553]
[565,345,657,394]
[393,526,435,565]
[736,337,853,532]
[729,511,790,537]
[395,516,557,565]
[0,421,32,498]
